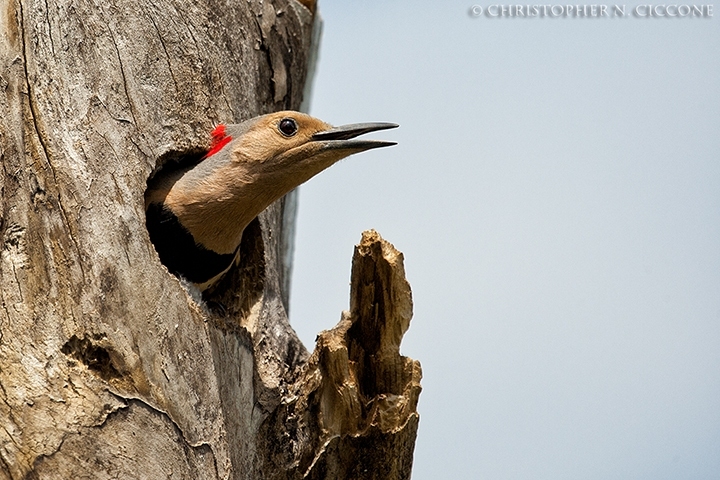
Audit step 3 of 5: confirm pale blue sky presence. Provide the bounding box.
[290,2,720,478]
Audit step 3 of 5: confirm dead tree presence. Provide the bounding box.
[0,0,421,478]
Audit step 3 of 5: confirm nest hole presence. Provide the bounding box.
[144,148,266,317]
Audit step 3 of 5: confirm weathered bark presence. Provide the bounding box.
[259,230,421,480]
[0,0,420,479]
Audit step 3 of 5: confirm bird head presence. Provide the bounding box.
[219,111,397,191]
[155,111,397,256]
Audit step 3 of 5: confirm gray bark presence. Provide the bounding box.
[0,1,420,479]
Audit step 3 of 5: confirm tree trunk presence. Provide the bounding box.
[0,1,420,479]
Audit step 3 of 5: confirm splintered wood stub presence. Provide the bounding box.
[263,229,422,480]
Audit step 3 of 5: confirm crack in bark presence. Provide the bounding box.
[42,0,54,56]
[0,450,11,479]
[253,12,279,105]
[54,193,88,284]
[10,263,23,304]
[0,300,8,343]
[144,9,179,94]
[1,425,22,457]
[17,0,88,286]
[94,95,132,124]
[106,391,205,451]
[129,136,154,162]
[175,3,235,123]
[177,11,232,119]
[105,392,221,478]
[112,44,138,126]
[24,392,218,478]
[180,12,200,52]
[96,7,139,128]
[26,429,68,476]
[0,381,15,412]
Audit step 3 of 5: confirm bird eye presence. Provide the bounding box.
[278,118,298,137]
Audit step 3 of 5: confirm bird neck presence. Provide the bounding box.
[162,159,285,255]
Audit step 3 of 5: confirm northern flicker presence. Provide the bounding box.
[145,111,397,290]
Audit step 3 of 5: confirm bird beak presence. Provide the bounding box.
[311,122,399,151]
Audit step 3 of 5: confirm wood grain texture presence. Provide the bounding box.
[259,231,422,480]
[0,0,420,478]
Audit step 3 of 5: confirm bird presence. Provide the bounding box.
[145,111,398,291]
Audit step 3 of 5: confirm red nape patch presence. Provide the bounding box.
[203,124,233,158]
